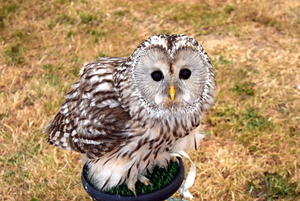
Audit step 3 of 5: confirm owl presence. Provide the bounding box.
[45,34,216,194]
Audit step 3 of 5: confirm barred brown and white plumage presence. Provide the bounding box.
[44,34,216,193]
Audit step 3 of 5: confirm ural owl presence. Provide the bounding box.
[45,34,216,193]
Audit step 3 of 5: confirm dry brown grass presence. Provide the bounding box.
[0,0,299,200]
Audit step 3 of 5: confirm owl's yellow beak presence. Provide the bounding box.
[169,85,176,101]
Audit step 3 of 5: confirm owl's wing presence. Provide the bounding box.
[44,57,131,159]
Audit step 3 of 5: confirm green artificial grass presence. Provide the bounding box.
[86,160,179,196]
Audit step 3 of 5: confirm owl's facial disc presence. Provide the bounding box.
[134,46,208,110]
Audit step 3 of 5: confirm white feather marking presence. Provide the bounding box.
[78,101,85,110]
[93,68,107,75]
[96,74,113,84]
[94,103,107,108]
[71,82,80,89]
[62,142,69,147]
[60,137,66,142]
[71,130,77,136]
[109,102,120,108]
[90,101,95,107]
[65,91,77,99]
[79,103,87,112]
[65,118,70,124]
[96,82,113,91]
[82,93,90,99]
[82,119,90,126]
[54,131,59,137]
[89,75,99,83]
[60,104,68,109]
[72,138,101,145]
[92,100,108,108]
[94,79,112,92]
[60,107,69,114]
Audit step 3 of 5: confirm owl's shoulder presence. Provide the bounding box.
[65,57,127,107]
[80,57,128,74]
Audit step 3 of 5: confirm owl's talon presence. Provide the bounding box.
[139,176,151,186]
[129,185,137,197]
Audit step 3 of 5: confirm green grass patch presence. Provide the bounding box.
[79,13,94,24]
[42,64,63,74]
[236,109,273,148]
[217,56,234,66]
[14,30,30,42]
[243,109,271,131]
[247,172,300,200]
[85,29,106,44]
[4,43,26,65]
[30,198,40,201]
[113,10,130,17]
[66,30,75,38]
[0,2,19,28]
[230,83,255,96]
[212,107,271,132]
[50,13,76,28]
[212,56,234,73]
[0,110,9,121]
[223,5,235,14]
[79,12,103,25]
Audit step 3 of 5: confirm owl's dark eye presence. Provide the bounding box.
[179,69,191,80]
[151,71,164,81]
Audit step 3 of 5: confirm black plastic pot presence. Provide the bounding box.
[81,157,184,201]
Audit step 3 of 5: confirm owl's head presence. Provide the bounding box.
[116,34,215,118]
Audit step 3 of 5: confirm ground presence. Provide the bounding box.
[0,0,299,200]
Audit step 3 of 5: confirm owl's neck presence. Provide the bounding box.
[127,101,204,139]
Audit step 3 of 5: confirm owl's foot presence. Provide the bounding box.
[127,175,152,196]
[139,175,151,186]
[128,183,137,197]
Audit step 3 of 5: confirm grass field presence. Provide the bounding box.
[0,0,299,200]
